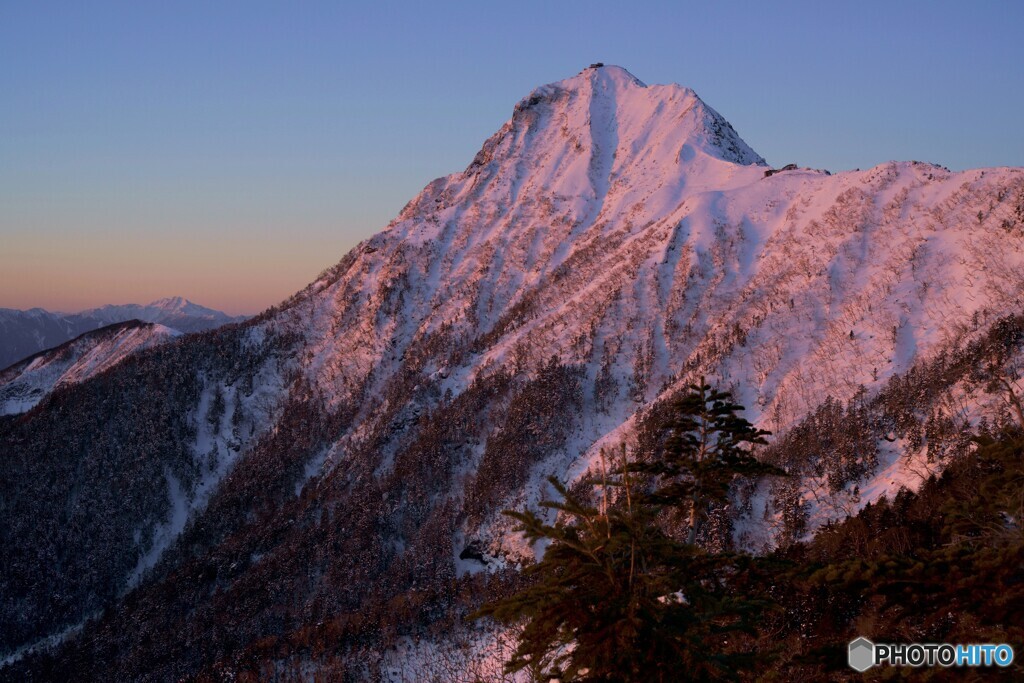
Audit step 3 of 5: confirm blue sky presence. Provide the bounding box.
[2,1,1022,313]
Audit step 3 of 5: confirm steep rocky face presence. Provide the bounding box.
[4,65,1024,679]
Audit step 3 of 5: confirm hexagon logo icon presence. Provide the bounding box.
[848,637,875,672]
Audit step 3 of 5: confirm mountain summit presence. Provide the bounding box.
[403,65,764,233]
[79,298,247,332]
[465,64,764,180]
[3,68,1024,680]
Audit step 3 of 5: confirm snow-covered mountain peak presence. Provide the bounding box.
[392,66,767,243]
[75,298,247,332]
[7,66,1024,677]
[282,67,1024,535]
[508,64,764,167]
[146,297,225,317]
[537,63,648,97]
[149,296,190,311]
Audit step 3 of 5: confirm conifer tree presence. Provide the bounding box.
[636,379,781,544]
[476,447,774,682]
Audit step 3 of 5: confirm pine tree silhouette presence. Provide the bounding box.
[635,379,782,544]
[476,430,781,681]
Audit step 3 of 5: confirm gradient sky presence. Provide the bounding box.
[3,1,1023,315]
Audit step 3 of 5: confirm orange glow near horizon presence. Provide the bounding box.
[0,229,358,316]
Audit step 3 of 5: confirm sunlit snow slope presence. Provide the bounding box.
[0,321,179,415]
[270,65,1024,547]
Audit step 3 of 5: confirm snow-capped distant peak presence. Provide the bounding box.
[74,298,247,331]
[0,299,249,368]
[145,297,223,317]
[149,296,190,311]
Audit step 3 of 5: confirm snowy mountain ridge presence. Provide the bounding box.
[0,321,179,415]
[76,297,246,330]
[0,298,246,370]
[4,65,1024,678]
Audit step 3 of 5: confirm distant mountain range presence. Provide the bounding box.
[0,298,247,370]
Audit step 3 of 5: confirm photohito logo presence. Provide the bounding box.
[848,637,1015,671]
